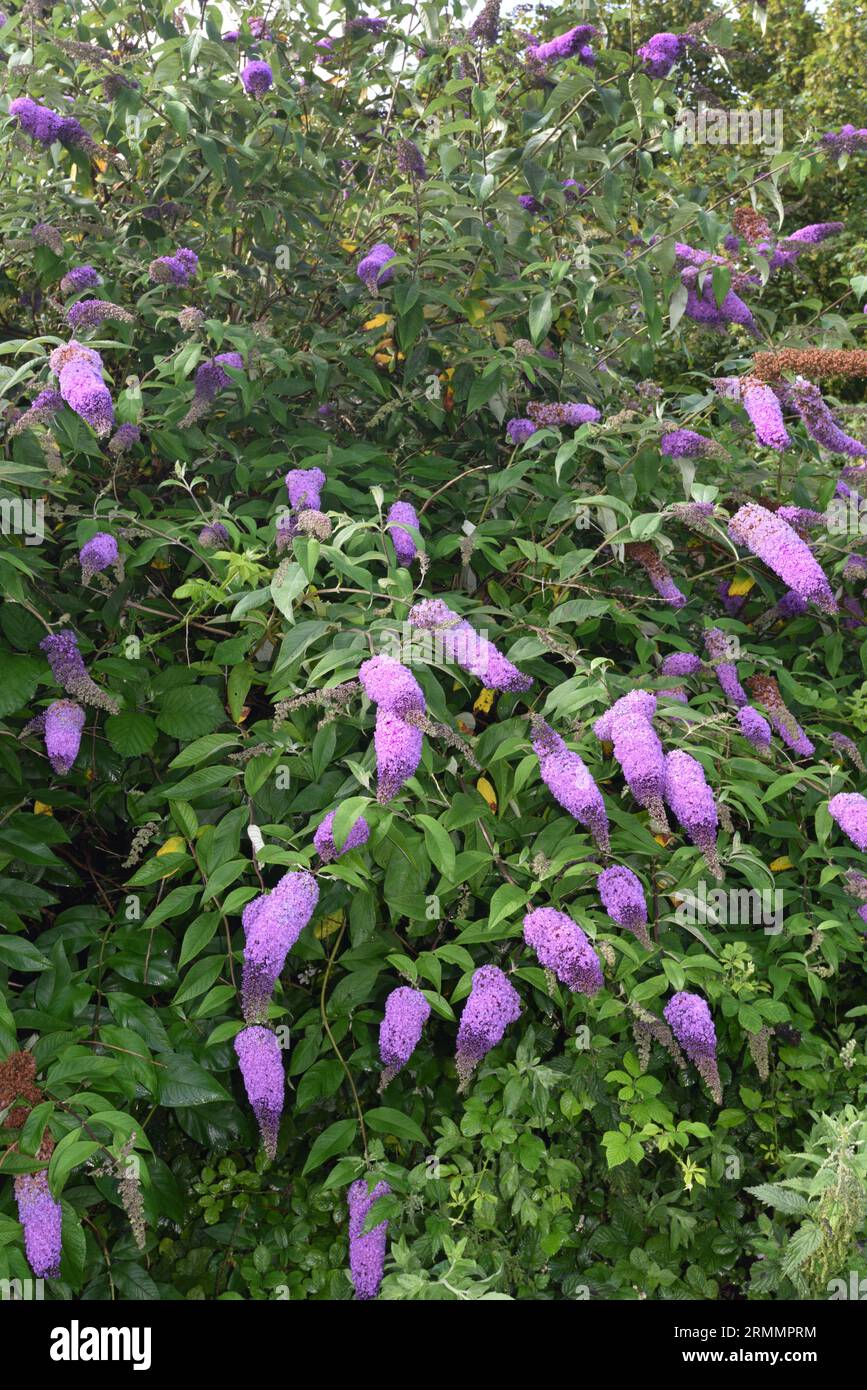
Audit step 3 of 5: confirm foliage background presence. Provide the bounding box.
[0,0,866,1300]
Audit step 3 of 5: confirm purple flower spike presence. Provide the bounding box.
[596,866,650,948]
[386,501,420,566]
[531,718,609,851]
[660,429,716,458]
[198,521,230,548]
[408,598,532,693]
[14,1170,62,1278]
[285,467,325,510]
[638,32,688,79]
[359,654,425,716]
[737,705,771,752]
[241,59,274,96]
[526,26,598,67]
[703,628,747,707]
[348,1178,390,1300]
[241,870,319,1023]
[507,417,537,444]
[664,991,722,1102]
[39,630,119,714]
[378,985,431,1087]
[728,502,837,613]
[79,532,119,581]
[828,792,867,852]
[314,809,370,862]
[234,1025,284,1160]
[60,265,101,295]
[455,965,521,1090]
[44,700,85,774]
[663,749,722,880]
[373,709,422,802]
[523,907,604,994]
[742,382,790,451]
[357,242,397,293]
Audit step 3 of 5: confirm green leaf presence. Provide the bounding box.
[365,1107,426,1145]
[156,685,226,741]
[105,712,158,757]
[157,1054,231,1107]
[301,1119,358,1176]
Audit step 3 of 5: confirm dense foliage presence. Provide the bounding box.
[1,0,866,1302]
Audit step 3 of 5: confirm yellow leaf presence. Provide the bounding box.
[493,323,509,347]
[33,801,53,816]
[473,688,496,715]
[629,216,640,235]
[769,856,794,872]
[150,557,171,570]
[157,836,186,857]
[653,833,670,847]
[476,777,497,812]
[315,910,344,940]
[728,575,755,597]
[464,299,490,326]
[363,313,392,331]
[340,240,358,253]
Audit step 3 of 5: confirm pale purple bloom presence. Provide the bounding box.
[527,401,600,428]
[664,991,721,1102]
[386,500,420,566]
[348,1178,390,1301]
[373,709,422,802]
[241,870,319,1022]
[663,749,722,879]
[531,718,609,851]
[49,339,114,436]
[741,382,790,450]
[194,352,244,402]
[737,705,771,752]
[79,531,119,581]
[14,1170,62,1278]
[10,96,93,150]
[507,417,537,444]
[703,627,747,706]
[609,703,669,829]
[593,689,657,742]
[66,298,134,331]
[786,221,844,245]
[728,502,837,613]
[788,377,867,457]
[596,865,650,948]
[44,699,85,774]
[526,26,597,67]
[357,242,397,292]
[149,246,198,286]
[234,1025,284,1159]
[241,60,274,96]
[285,467,325,509]
[60,265,101,295]
[523,907,604,994]
[822,125,867,157]
[661,652,701,677]
[408,598,532,693]
[828,792,867,852]
[359,654,425,716]
[40,630,119,714]
[684,279,760,337]
[717,579,747,617]
[829,733,865,772]
[518,194,543,213]
[314,808,370,862]
[469,0,500,44]
[660,429,716,458]
[638,32,688,78]
[379,985,431,1085]
[456,965,521,1089]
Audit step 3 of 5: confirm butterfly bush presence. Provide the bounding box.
[596,866,651,949]
[663,749,722,880]
[523,906,604,994]
[703,628,747,706]
[728,503,837,613]
[378,986,431,1087]
[828,793,867,852]
[663,992,722,1103]
[456,965,521,1090]
[241,870,319,1023]
[357,242,397,292]
[348,1178,390,1300]
[638,32,690,78]
[49,340,114,436]
[39,630,119,714]
[313,809,370,862]
[526,26,597,68]
[386,500,420,566]
[44,699,85,774]
[234,1025,284,1159]
[15,1169,63,1279]
[241,60,273,96]
[737,705,772,752]
[79,532,119,581]
[408,598,532,693]
[531,717,609,851]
